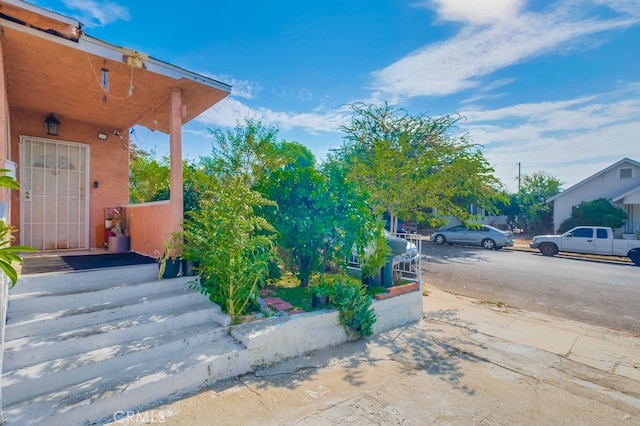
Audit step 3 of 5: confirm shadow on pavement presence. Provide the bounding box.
[206,307,485,399]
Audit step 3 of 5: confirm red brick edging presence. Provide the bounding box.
[374,282,419,301]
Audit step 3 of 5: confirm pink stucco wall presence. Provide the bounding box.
[0,41,9,215]
[126,201,181,258]
[9,108,130,249]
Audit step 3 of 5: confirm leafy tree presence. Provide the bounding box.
[558,198,627,233]
[182,120,280,320]
[256,142,376,287]
[129,147,170,204]
[336,102,505,230]
[510,171,562,233]
[150,160,211,215]
[494,192,519,230]
[202,118,280,187]
[183,176,276,322]
[256,142,326,287]
[320,157,380,276]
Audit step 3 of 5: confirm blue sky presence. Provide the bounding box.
[32,0,640,192]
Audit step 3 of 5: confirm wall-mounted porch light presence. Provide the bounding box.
[100,67,110,92]
[44,114,60,136]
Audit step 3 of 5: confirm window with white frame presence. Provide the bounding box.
[620,168,632,179]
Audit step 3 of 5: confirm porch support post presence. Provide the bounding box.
[169,87,184,233]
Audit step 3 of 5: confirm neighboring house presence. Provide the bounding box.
[0,0,230,257]
[431,205,509,232]
[546,158,640,237]
[468,204,509,229]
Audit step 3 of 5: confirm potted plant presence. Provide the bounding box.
[309,278,332,309]
[359,231,391,288]
[107,208,130,253]
[181,256,199,276]
[155,235,181,279]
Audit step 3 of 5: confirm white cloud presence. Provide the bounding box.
[372,4,637,99]
[196,97,351,134]
[201,74,261,99]
[423,0,525,25]
[459,90,640,190]
[61,0,130,27]
[594,0,640,18]
[464,94,640,134]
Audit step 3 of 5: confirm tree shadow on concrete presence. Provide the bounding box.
[205,306,486,399]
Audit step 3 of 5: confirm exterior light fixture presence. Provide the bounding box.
[100,67,110,92]
[44,114,60,136]
[97,132,108,140]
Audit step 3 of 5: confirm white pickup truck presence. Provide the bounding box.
[529,226,640,266]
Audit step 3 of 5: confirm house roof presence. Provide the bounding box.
[546,158,640,203]
[612,185,640,203]
[0,0,231,134]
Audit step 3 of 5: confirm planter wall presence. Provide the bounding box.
[231,286,423,368]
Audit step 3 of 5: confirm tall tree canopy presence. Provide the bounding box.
[202,118,280,187]
[335,103,505,230]
[129,147,169,204]
[495,171,561,233]
[256,141,375,287]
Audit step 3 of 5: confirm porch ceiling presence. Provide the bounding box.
[1,22,230,134]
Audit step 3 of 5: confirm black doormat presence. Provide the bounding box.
[21,252,157,275]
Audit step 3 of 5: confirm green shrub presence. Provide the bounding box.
[558,198,626,233]
[312,276,377,339]
[183,177,276,323]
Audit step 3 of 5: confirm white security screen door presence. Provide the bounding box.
[20,137,89,250]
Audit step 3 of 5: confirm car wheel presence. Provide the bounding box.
[540,243,558,257]
[434,234,446,245]
[629,250,640,266]
[481,239,496,250]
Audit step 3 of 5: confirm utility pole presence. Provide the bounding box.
[517,162,521,192]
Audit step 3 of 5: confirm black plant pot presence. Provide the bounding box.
[161,258,181,279]
[312,294,329,309]
[362,269,383,289]
[182,259,199,276]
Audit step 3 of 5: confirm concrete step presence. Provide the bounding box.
[10,264,161,296]
[4,283,212,341]
[6,273,193,321]
[4,303,221,371]
[3,322,230,405]
[3,334,250,426]
[1,265,249,426]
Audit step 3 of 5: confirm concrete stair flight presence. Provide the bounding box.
[2,264,251,425]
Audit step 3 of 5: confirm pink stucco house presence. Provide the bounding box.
[0,0,230,257]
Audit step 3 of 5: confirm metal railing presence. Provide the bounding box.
[392,233,422,285]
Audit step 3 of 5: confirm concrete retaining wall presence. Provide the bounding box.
[231,288,423,368]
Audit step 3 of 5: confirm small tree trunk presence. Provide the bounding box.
[298,254,312,287]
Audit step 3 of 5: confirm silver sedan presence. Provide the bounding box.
[430,225,514,250]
